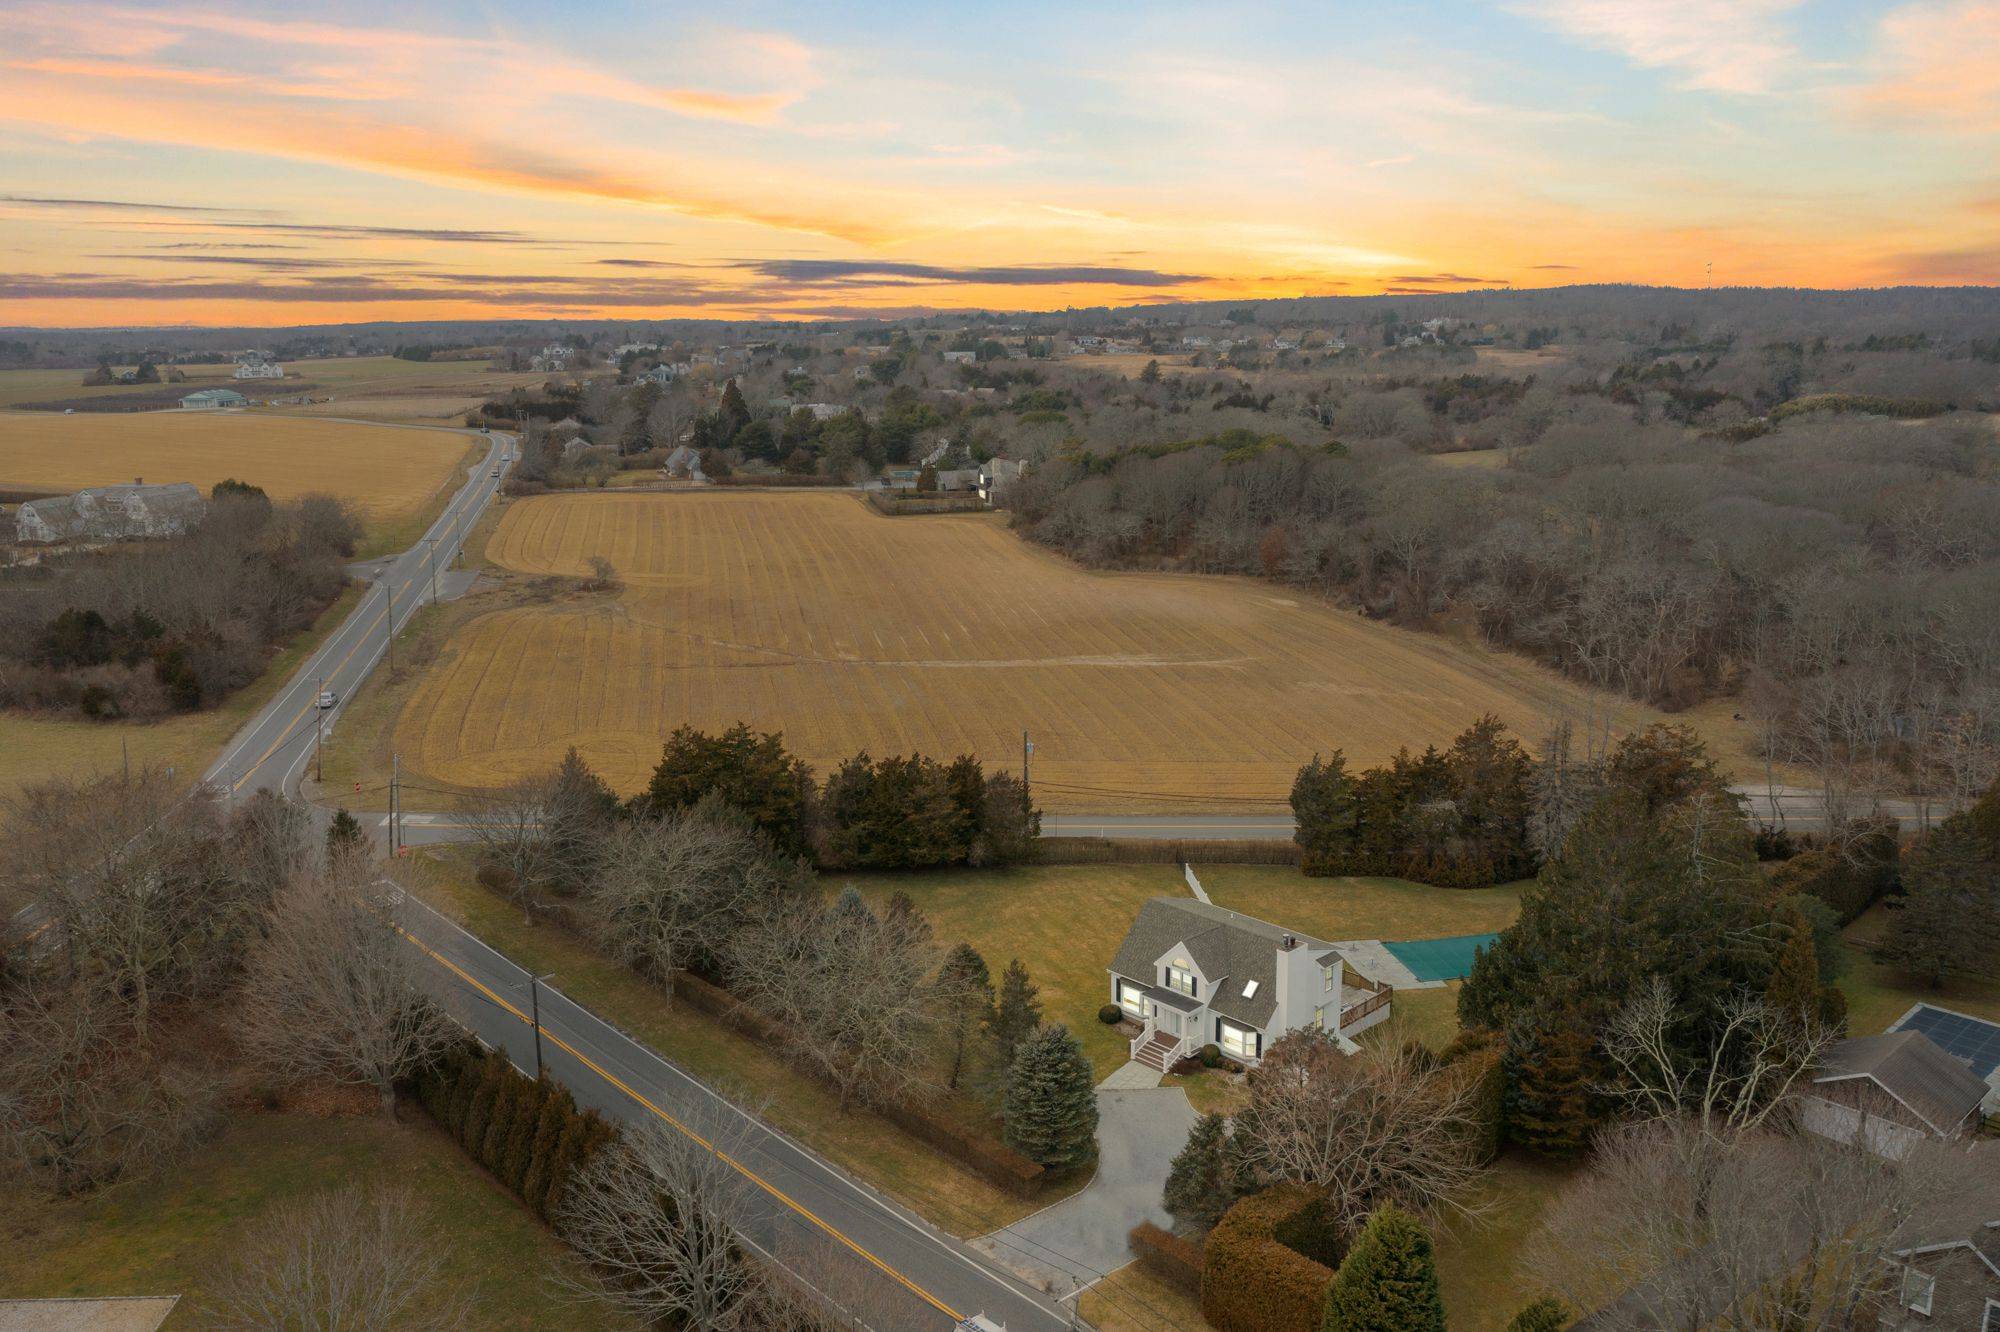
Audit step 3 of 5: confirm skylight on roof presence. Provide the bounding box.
[1242,980,1259,999]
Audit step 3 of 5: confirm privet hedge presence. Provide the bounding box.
[1202,1184,1339,1332]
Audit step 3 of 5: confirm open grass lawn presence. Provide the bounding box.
[0,411,476,550]
[408,852,1069,1237]
[1080,1261,1211,1330]
[838,864,1191,1079]
[0,582,361,796]
[367,488,1690,808]
[1433,1154,1575,1330]
[1838,903,2000,1034]
[0,1109,633,1330]
[1198,866,1524,949]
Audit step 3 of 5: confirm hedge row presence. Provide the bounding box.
[1303,848,1500,889]
[1201,1184,1337,1332]
[1768,392,1951,422]
[865,491,988,516]
[1129,1221,1203,1298]
[412,1041,618,1227]
[1038,837,1302,866]
[708,474,850,488]
[673,971,1046,1197]
[1766,819,1900,923]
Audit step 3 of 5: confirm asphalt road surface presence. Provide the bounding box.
[206,430,512,805]
[392,889,1074,1332]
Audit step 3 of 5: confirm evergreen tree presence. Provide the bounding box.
[1324,1204,1445,1332]
[460,1055,506,1156]
[520,1086,573,1218]
[481,1076,521,1171]
[935,942,995,1089]
[1883,802,2000,988]
[500,1080,547,1194]
[1763,899,1823,1022]
[326,808,367,859]
[974,772,1039,867]
[643,724,815,857]
[1503,1297,1570,1332]
[1163,1111,1240,1231]
[1505,1022,1599,1156]
[992,958,1043,1066]
[1291,750,1357,872]
[1003,1024,1098,1170]
[718,378,751,438]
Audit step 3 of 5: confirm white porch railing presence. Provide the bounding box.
[1130,1020,1189,1065]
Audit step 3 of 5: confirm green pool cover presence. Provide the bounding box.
[1382,933,1499,983]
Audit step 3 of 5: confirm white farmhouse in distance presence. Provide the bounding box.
[233,360,284,379]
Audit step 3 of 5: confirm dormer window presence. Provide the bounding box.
[1241,980,1259,999]
[1321,964,1336,992]
[1164,962,1197,997]
[1902,1269,1934,1316]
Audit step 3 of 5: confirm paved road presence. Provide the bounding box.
[207,430,511,805]
[391,889,1073,1332]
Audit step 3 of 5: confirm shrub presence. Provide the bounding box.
[1202,1185,1338,1332]
[1273,1192,1351,1271]
[500,1079,547,1194]
[1452,1043,1506,1164]
[1201,1044,1224,1069]
[480,1077,520,1172]
[519,1086,573,1219]
[1130,1221,1204,1298]
[459,1055,505,1156]
[1504,1297,1571,1331]
[1766,823,1899,924]
[1323,1204,1445,1332]
[1099,1003,1124,1025]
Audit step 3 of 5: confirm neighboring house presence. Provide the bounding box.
[978,457,1023,504]
[662,445,704,480]
[1800,1030,1989,1159]
[942,349,976,364]
[233,360,284,379]
[640,362,691,386]
[180,388,248,410]
[14,482,206,545]
[1872,1144,2000,1330]
[1890,1003,2000,1116]
[934,467,980,492]
[1107,897,1392,1073]
[803,402,844,422]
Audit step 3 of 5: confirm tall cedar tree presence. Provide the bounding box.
[545,747,620,894]
[325,808,367,857]
[1763,900,1825,1023]
[976,772,1040,867]
[1291,751,1357,870]
[819,752,968,868]
[1504,1022,1599,1156]
[717,378,751,437]
[992,959,1043,1067]
[935,942,995,1090]
[1323,1204,1447,1332]
[1003,1024,1099,1170]
[1164,1111,1242,1231]
[1882,815,2000,986]
[644,724,815,858]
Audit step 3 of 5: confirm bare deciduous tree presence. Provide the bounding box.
[1231,1031,1486,1231]
[555,1115,763,1330]
[723,888,940,1112]
[0,982,217,1196]
[1524,1121,1953,1331]
[235,872,456,1118]
[212,1182,471,1331]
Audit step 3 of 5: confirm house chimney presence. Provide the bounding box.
[1279,933,1297,951]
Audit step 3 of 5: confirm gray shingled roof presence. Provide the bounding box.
[1110,897,1329,1029]
[1816,1030,1989,1135]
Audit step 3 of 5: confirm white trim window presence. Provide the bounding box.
[1901,1267,1934,1316]
[1164,961,1198,998]
[1217,1019,1260,1060]
[1983,1299,2000,1332]
[1321,964,1336,993]
[1116,979,1148,1019]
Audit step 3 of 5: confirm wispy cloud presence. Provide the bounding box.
[739,259,1206,287]
[0,192,246,214]
[1507,0,1806,92]
[1853,2,2000,130]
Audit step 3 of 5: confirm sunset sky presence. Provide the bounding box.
[1,0,1997,327]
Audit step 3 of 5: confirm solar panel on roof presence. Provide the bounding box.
[1891,1004,2000,1079]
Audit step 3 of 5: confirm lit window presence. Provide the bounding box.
[1117,980,1148,1018]
[1217,1020,1259,1060]
[1242,980,1259,999]
[1902,1269,1934,1316]
[1321,964,1335,993]
[1165,965,1197,998]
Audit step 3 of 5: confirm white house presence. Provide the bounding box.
[233,361,284,379]
[639,362,690,386]
[1108,898,1392,1073]
[977,457,1023,504]
[1801,1028,1992,1160]
[942,350,976,365]
[181,388,249,410]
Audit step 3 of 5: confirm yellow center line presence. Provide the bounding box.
[230,575,415,792]
[396,923,964,1324]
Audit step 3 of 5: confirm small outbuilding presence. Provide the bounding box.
[1800,1029,1989,1158]
[180,388,249,410]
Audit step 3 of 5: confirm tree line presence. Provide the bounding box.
[0,482,361,719]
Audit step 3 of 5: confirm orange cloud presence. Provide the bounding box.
[1856,1,2000,130]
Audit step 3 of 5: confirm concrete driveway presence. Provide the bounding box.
[974,1080,1199,1297]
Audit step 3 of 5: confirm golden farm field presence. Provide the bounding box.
[390,491,1674,810]
[0,411,472,533]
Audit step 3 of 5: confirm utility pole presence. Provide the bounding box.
[383,574,395,676]
[426,537,439,604]
[390,752,400,855]
[121,734,129,783]
[1022,728,1033,814]
[314,673,325,784]
[531,972,556,1078]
